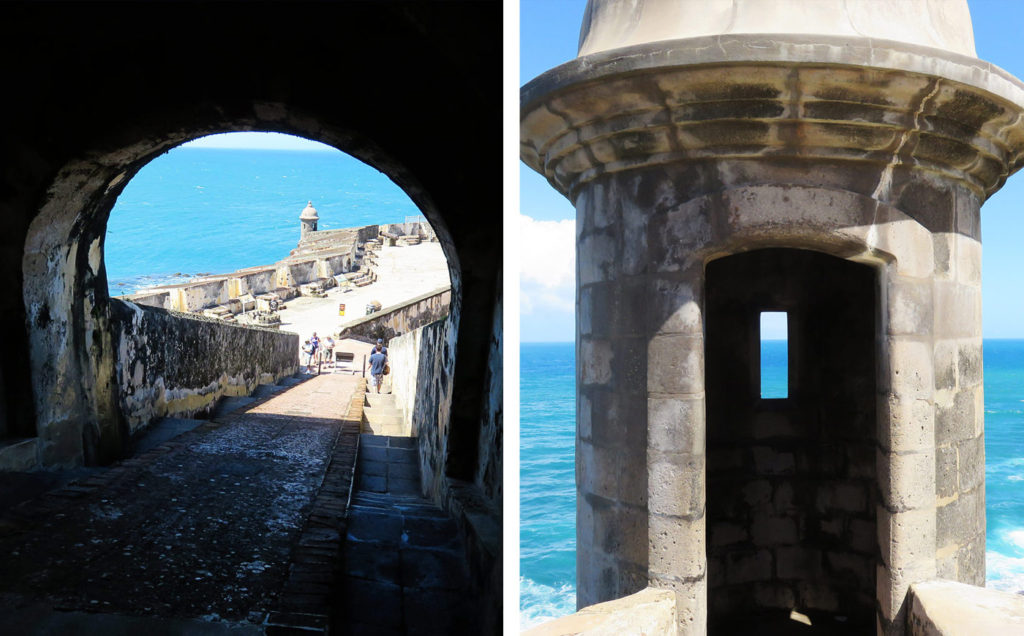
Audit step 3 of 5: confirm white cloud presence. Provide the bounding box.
[520,215,575,317]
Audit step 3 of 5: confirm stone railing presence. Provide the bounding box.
[909,580,1024,634]
[523,588,677,635]
[336,286,451,342]
[110,299,298,434]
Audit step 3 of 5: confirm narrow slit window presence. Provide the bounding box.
[760,311,788,399]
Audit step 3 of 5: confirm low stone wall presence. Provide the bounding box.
[109,299,299,434]
[909,580,1024,634]
[387,316,456,497]
[524,588,677,635]
[337,286,451,342]
[387,310,501,633]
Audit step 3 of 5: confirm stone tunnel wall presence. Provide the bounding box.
[109,298,299,435]
[387,315,457,499]
[387,292,502,633]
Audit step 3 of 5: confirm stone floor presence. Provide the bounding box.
[0,373,361,633]
[337,434,476,635]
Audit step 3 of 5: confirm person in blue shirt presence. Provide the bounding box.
[368,342,388,393]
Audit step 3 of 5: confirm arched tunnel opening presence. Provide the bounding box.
[705,248,878,634]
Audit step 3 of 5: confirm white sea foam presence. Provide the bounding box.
[1008,530,1024,550]
[520,577,576,631]
[987,550,1024,594]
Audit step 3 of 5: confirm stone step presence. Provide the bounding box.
[362,416,403,429]
[364,407,403,420]
[362,422,405,437]
[364,393,396,407]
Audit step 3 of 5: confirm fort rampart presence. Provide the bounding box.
[110,299,299,434]
[337,286,451,342]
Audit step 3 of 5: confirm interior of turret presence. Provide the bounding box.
[705,248,878,634]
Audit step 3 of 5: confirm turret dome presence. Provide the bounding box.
[299,201,319,221]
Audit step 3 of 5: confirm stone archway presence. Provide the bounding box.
[21,116,463,468]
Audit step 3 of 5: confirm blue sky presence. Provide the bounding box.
[520,0,1024,341]
[183,132,333,151]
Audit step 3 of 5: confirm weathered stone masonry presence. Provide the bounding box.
[522,0,1024,633]
[110,299,298,434]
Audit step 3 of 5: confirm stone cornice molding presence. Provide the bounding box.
[521,34,1024,204]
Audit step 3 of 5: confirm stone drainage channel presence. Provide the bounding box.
[0,372,472,634]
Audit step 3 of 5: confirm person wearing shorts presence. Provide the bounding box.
[369,344,387,393]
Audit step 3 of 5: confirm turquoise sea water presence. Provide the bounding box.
[520,340,1024,628]
[105,147,418,296]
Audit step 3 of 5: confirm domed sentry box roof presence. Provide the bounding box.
[299,201,319,221]
[522,1,1024,634]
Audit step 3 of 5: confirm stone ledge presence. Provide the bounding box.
[0,438,38,472]
[909,579,1024,635]
[523,587,676,636]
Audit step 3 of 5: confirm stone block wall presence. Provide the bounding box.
[109,299,298,434]
[176,278,230,312]
[386,316,457,499]
[278,260,318,288]
[128,290,172,310]
[388,308,501,633]
[931,228,986,585]
[234,267,278,297]
[337,287,451,343]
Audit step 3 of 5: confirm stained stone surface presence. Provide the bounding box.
[0,373,359,629]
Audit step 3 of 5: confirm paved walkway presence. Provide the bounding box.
[337,432,476,635]
[0,373,361,633]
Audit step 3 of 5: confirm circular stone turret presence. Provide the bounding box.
[522,2,1024,634]
[299,200,319,239]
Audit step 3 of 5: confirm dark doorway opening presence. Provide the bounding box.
[705,248,878,633]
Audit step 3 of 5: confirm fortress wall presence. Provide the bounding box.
[175,278,230,312]
[281,260,318,287]
[387,316,456,500]
[337,287,451,342]
[234,268,277,296]
[388,294,501,633]
[127,290,171,310]
[122,225,376,314]
[356,225,379,243]
[109,298,298,434]
[317,254,348,278]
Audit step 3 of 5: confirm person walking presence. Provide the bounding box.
[369,342,388,393]
[324,336,335,368]
[301,340,314,373]
[309,332,321,374]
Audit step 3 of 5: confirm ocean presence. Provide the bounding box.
[105,147,419,296]
[520,340,1024,629]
